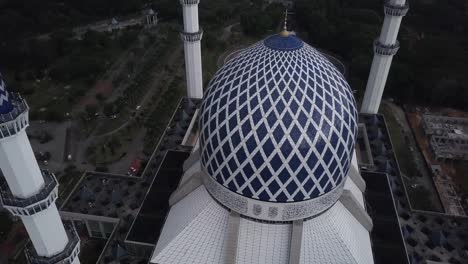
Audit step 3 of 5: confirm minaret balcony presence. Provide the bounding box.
[0,93,29,139]
[180,0,200,5]
[0,171,58,216]
[384,0,409,17]
[180,30,204,42]
[374,40,400,56]
[25,224,80,264]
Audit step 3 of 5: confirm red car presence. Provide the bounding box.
[128,159,142,176]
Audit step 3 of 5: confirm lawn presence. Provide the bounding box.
[143,80,185,155]
[381,104,441,211]
[380,104,419,178]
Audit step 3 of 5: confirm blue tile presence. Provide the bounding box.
[241,120,252,136]
[252,152,264,168]
[296,168,308,183]
[276,192,288,202]
[289,154,302,172]
[278,168,289,183]
[270,154,282,171]
[287,180,298,194]
[268,180,280,194]
[235,147,247,162]
[259,190,271,200]
[246,136,256,153]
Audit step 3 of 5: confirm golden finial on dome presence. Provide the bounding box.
[280,9,289,37]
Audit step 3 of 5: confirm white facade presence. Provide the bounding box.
[180,0,204,99]
[0,87,80,263]
[21,203,69,256]
[151,154,374,264]
[0,130,44,198]
[361,0,408,114]
[150,28,375,263]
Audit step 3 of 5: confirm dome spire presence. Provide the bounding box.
[280,9,289,37]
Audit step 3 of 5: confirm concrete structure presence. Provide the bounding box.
[359,114,468,264]
[145,9,158,28]
[180,0,204,99]
[422,115,468,161]
[0,75,80,264]
[150,32,375,264]
[361,0,409,114]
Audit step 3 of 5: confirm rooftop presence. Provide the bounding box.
[360,113,468,264]
[125,150,190,244]
[362,171,409,264]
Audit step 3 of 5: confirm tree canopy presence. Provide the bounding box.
[295,0,468,110]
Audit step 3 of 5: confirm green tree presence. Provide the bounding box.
[240,10,273,36]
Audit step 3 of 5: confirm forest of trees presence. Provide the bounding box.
[239,2,284,36]
[295,0,468,110]
[0,0,148,82]
[0,0,251,74]
[1,0,468,110]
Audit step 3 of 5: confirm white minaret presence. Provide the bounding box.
[0,75,80,264]
[146,9,158,27]
[180,0,204,99]
[360,0,409,114]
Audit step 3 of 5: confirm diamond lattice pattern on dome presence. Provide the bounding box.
[200,39,358,203]
[0,74,13,114]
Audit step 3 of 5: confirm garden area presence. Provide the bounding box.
[381,104,441,212]
[86,128,136,166]
[143,79,185,155]
[294,0,468,110]
[4,27,143,123]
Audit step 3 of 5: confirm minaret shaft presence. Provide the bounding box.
[180,0,204,99]
[22,203,69,256]
[361,0,408,114]
[182,4,200,32]
[0,130,44,198]
[0,82,80,263]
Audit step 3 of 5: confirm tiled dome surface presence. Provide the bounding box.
[0,75,14,114]
[200,35,358,203]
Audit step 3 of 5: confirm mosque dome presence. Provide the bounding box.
[0,74,14,114]
[200,34,358,207]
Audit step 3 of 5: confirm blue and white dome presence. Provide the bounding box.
[0,74,14,114]
[200,34,358,204]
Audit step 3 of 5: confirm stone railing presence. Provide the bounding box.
[180,0,200,5]
[0,171,58,216]
[0,94,29,139]
[180,30,204,42]
[374,40,400,56]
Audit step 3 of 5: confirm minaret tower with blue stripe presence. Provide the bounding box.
[0,74,80,264]
[361,0,409,114]
[180,0,204,99]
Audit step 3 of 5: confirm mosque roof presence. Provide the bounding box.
[151,184,373,264]
[199,34,358,204]
[264,34,303,51]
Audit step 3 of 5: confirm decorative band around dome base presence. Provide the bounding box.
[203,170,344,222]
